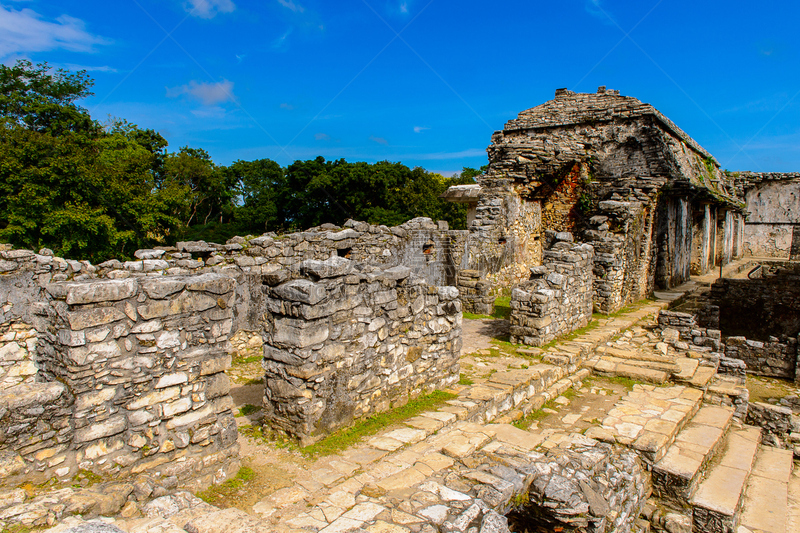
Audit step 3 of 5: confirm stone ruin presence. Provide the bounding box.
[0,87,799,533]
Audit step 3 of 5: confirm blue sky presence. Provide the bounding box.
[2,0,799,174]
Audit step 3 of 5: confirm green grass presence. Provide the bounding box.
[196,466,256,504]
[463,296,512,320]
[458,375,474,386]
[233,355,262,365]
[237,404,261,417]
[299,390,457,457]
[513,398,558,430]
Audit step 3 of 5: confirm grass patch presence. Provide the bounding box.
[746,375,794,403]
[233,355,262,365]
[603,375,638,390]
[513,398,558,430]
[238,404,261,417]
[492,296,511,319]
[462,296,512,320]
[593,298,655,319]
[300,390,457,457]
[458,375,474,386]
[196,466,256,505]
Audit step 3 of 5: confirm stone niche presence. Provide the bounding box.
[261,257,462,445]
[0,273,240,491]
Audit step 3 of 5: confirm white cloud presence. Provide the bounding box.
[585,0,615,24]
[272,28,292,50]
[185,0,235,19]
[413,126,429,133]
[370,135,389,145]
[315,133,330,141]
[58,63,117,73]
[277,0,305,13]
[166,79,236,106]
[0,6,109,58]
[280,102,295,110]
[400,2,408,14]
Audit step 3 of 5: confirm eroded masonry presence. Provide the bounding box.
[1,88,799,533]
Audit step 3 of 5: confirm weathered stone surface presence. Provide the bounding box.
[65,279,138,305]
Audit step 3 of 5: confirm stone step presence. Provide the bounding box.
[690,425,761,533]
[651,405,735,506]
[789,461,800,533]
[740,445,794,533]
[588,385,704,465]
[671,356,700,381]
[585,355,670,384]
[686,365,717,389]
[704,375,750,419]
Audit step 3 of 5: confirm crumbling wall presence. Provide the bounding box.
[711,264,800,341]
[456,269,494,315]
[261,257,461,444]
[509,237,593,346]
[0,273,240,491]
[736,173,800,258]
[725,336,799,381]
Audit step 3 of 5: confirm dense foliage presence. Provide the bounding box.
[0,61,481,261]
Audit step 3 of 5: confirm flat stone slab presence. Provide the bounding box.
[740,472,788,533]
[691,427,760,517]
[750,445,793,483]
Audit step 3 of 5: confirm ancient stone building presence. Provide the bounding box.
[445,87,748,314]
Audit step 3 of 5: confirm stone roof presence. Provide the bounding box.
[503,87,715,162]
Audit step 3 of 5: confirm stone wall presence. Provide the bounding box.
[261,257,461,444]
[456,269,493,315]
[509,237,594,346]
[1,273,240,491]
[725,336,800,381]
[710,263,800,341]
[735,172,800,258]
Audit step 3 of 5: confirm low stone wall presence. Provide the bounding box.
[711,263,800,341]
[261,257,461,444]
[456,269,493,315]
[657,310,722,352]
[725,336,800,381]
[0,274,240,491]
[509,238,594,346]
[746,401,795,448]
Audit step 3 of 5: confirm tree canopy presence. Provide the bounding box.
[0,61,480,261]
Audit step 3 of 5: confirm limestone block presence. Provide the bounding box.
[166,404,213,429]
[184,273,237,294]
[65,279,138,305]
[67,307,126,330]
[137,292,218,319]
[205,373,231,399]
[127,386,181,409]
[141,279,186,299]
[200,352,232,375]
[273,279,327,305]
[273,317,329,348]
[74,414,127,443]
[0,341,27,361]
[75,388,117,411]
